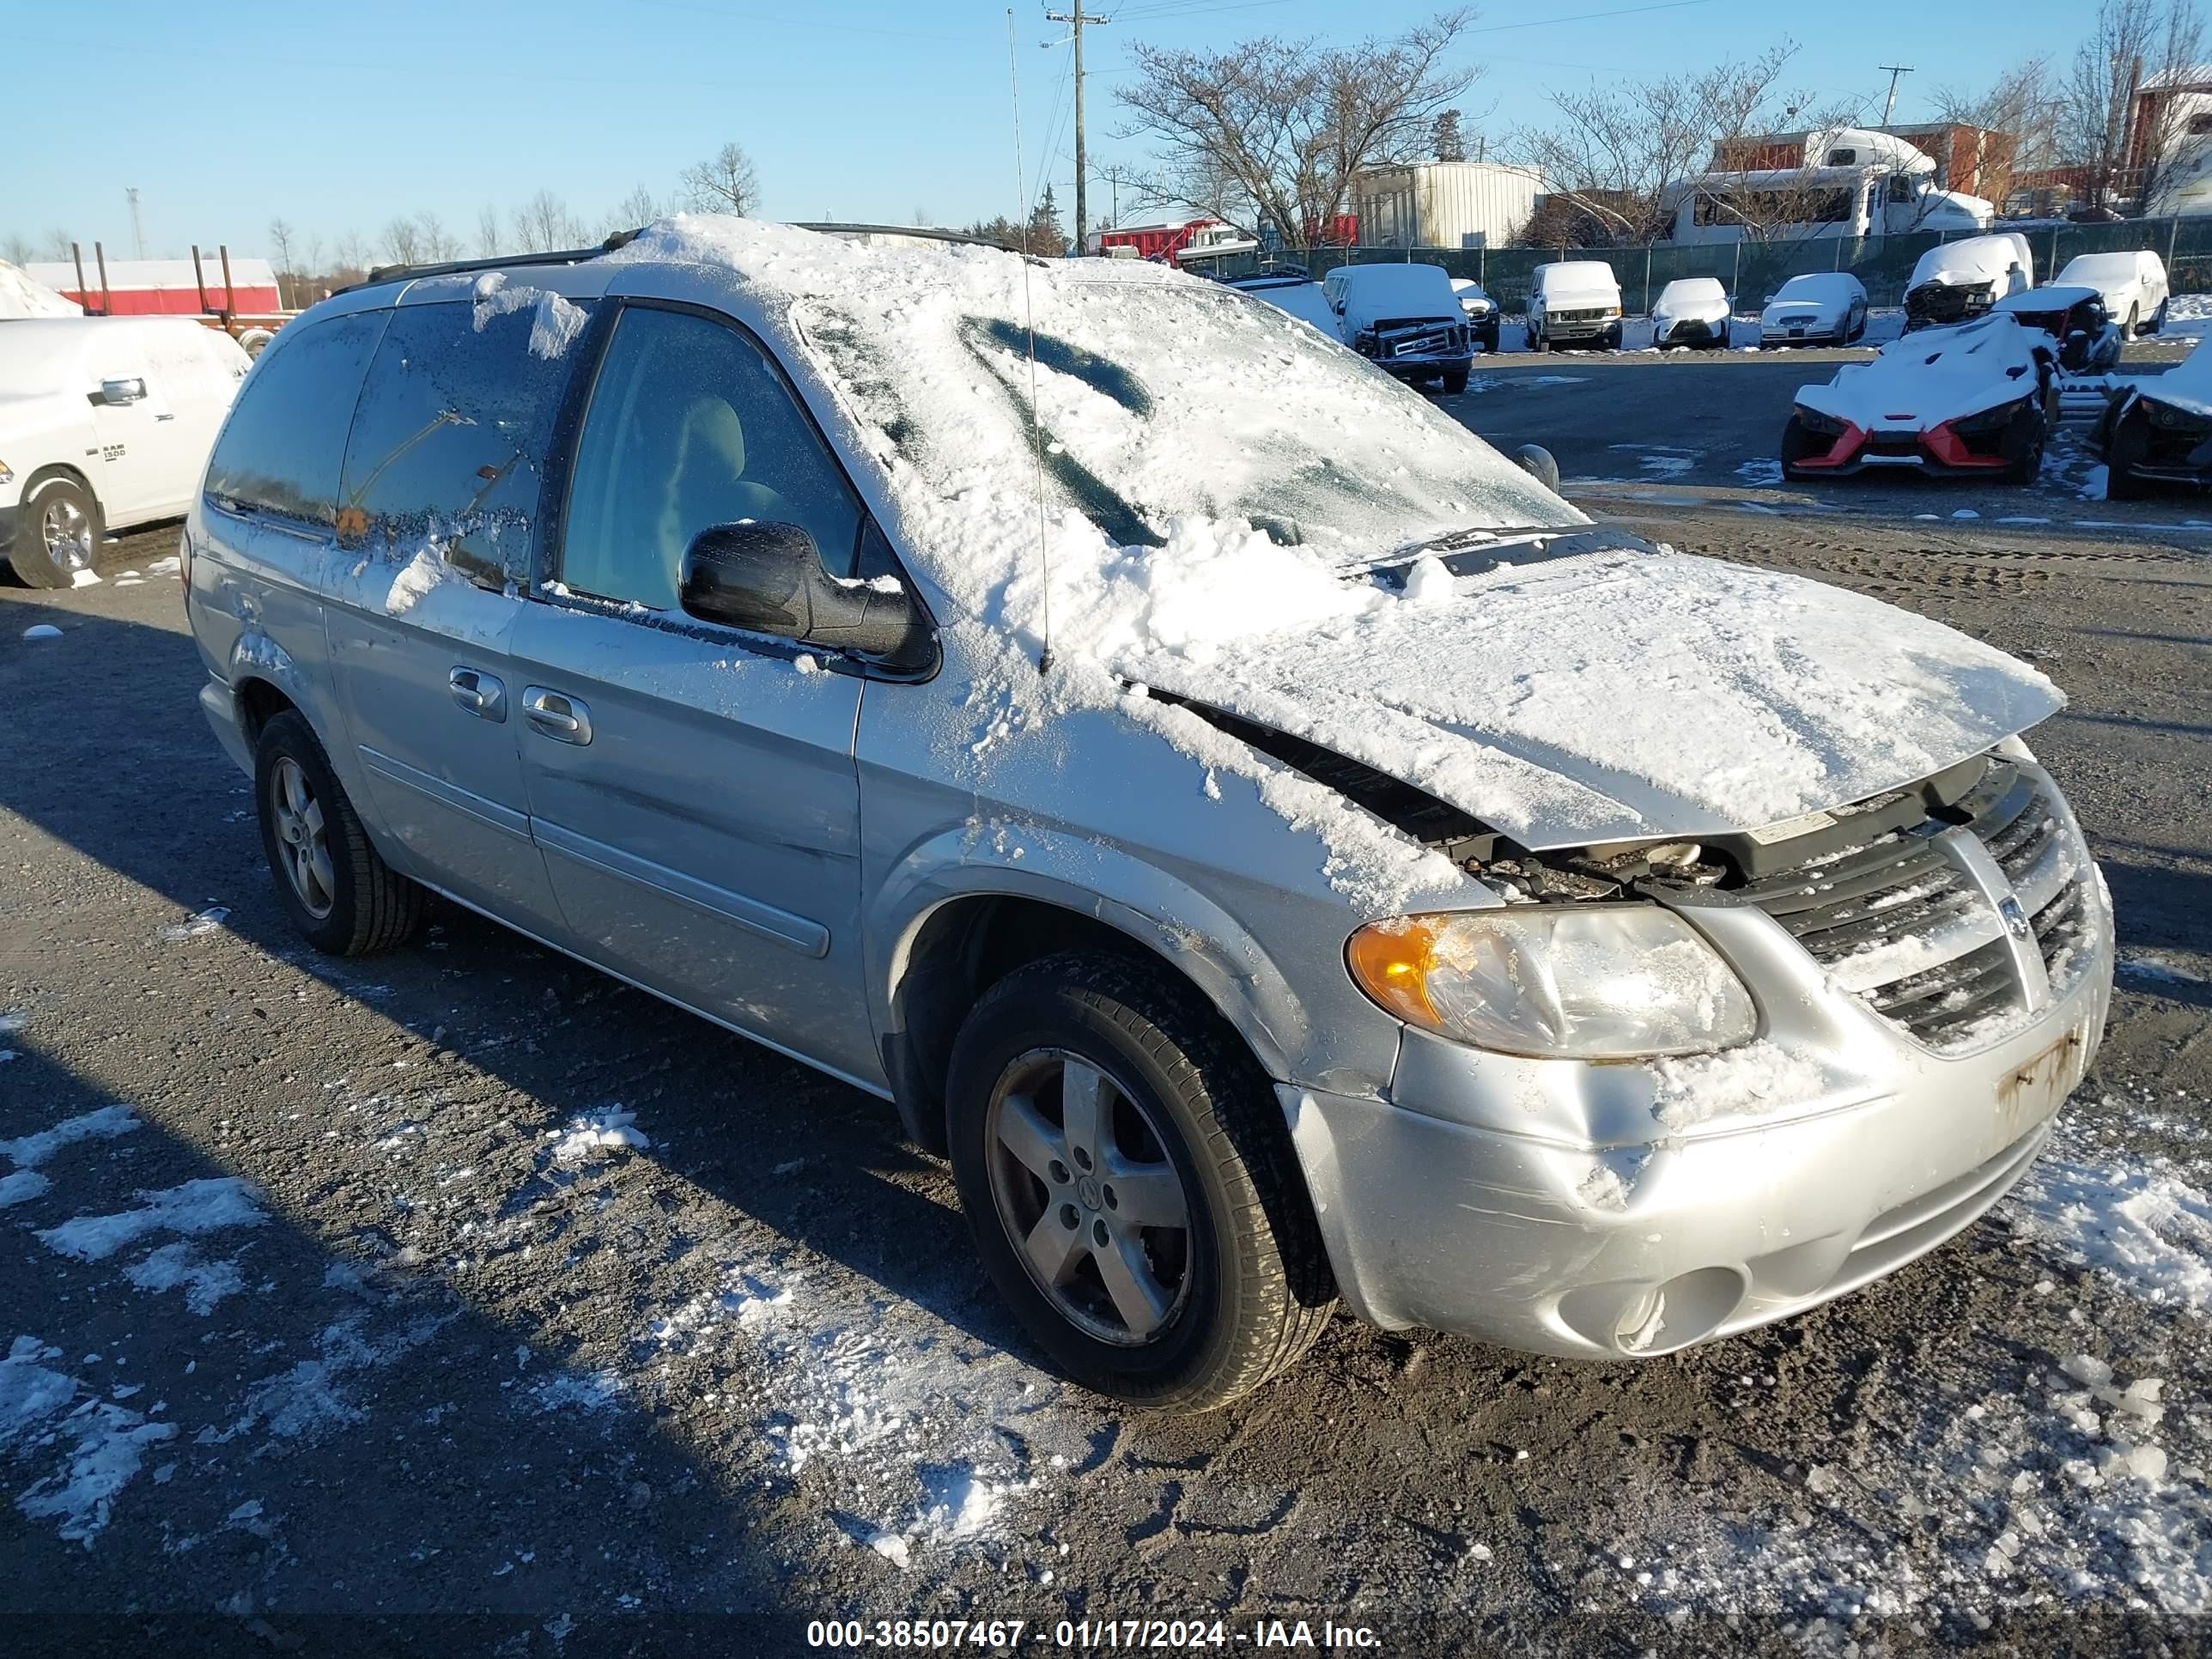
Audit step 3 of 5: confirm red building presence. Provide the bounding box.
[26,256,283,317]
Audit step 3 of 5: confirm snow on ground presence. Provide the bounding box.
[2009,1144,2212,1313]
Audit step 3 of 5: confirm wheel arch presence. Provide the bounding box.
[872,834,1313,1155]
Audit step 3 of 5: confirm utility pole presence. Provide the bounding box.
[1045,4,1109,250]
[125,186,145,260]
[1879,65,1914,130]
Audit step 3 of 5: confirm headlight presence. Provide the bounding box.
[2147,398,2210,433]
[1346,906,1758,1060]
[1951,397,2028,436]
[0,459,13,486]
[1793,403,1845,435]
[1353,330,1378,356]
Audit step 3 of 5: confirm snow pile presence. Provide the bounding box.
[157,905,229,941]
[548,1108,650,1164]
[1647,1042,1832,1133]
[470,272,588,360]
[123,1242,246,1316]
[0,261,80,319]
[21,624,63,641]
[2006,1151,2212,1311]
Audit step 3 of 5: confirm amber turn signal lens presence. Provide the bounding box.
[1345,919,1443,1027]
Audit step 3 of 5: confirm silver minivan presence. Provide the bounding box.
[185,221,2113,1411]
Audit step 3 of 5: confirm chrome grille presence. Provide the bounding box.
[1738,759,2087,1048]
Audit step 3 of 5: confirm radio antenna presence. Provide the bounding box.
[1008,8,1055,676]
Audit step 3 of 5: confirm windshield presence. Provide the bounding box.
[703,228,1574,563]
[1773,276,1853,305]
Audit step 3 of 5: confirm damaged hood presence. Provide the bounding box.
[1124,542,2062,851]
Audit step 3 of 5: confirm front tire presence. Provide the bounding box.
[946,951,1334,1412]
[1999,401,2047,485]
[1441,366,1470,394]
[1527,324,1547,353]
[254,711,427,956]
[2103,406,2151,499]
[9,474,102,590]
[1780,414,1826,479]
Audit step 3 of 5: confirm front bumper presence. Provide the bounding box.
[1377,354,1474,380]
[1656,317,1725,346]
[1762,320,1847,346]
[1286,763,2114,1359]
[1789,416,2024,477]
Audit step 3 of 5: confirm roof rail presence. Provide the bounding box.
[793,222,1024,254]
[337,228,645,296]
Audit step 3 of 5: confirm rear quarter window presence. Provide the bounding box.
[205,311,388,526]
[337,297,588,584]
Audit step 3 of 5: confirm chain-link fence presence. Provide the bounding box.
[1194,217,2212,317]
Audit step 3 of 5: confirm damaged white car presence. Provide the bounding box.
[1905,232,2033,331]
[1784,312,2058,483]
[2093,335,2212,496]
[185,220,2112,1409]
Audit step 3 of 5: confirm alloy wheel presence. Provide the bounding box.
[269,757,337,920]
[984,1048,1194,1346]
[40,497,94,573]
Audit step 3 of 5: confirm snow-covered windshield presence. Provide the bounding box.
[619,220,1572,571]
[1770,274,1857,307]
[2057,253,2142,287]
[1655,278,1726,311]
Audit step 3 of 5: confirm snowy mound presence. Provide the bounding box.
[0,261,80,319]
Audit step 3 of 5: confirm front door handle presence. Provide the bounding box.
[523,686,592,745]
[448,666,507,722]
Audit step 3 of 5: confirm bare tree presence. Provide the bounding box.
[416,210,459,262]
[1116,11,1480,246]
[42,228,74,261]
[381,216,422,265]
[334,230,369,278]
[612,183,665,232]
[3,232,34,264]
[913,204,933,226]
[266,216,297,308]
[1510,46,1808,243]
[2062,0,2208,212]
[683,143,761,215]
[510,190,589,252]
[1932,59,2058,212]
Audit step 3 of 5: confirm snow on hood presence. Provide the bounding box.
[2138,336,2212,418]
[1115,543,2061,849]
[1652,279,1729,324]
[0,262,80,319]
[1762,275,1859,320]
[609,218,2057,897]
[1337,264,1462,330]
[1796,313,2049,434]
[1535,262,1621,302]
[1909,234,2032,292]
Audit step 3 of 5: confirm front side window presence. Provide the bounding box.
[337,299,585,580]
[204,311,388,526]
[559,306,864,611]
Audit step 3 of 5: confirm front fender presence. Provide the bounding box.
[870,819,1316,1090]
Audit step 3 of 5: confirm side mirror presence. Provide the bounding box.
[1514,444,1561,493]
[679,520,931,671]
[97,377,147,405]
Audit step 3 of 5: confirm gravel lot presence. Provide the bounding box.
[3,439,2210,1654]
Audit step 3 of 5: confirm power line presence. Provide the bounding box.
[1880,64,1915,128]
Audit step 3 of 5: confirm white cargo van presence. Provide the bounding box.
[1525,262,1623,351]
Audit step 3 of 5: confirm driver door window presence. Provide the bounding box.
[559,305,863,610]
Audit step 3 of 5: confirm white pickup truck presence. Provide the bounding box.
[1,316,251,587]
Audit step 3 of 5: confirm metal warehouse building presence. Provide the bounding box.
[26,256,282,317]
[1353,161,1546,249]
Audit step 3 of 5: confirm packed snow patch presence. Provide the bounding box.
[2006,1152,2212,1312]
[0,1337,173,1547]
[35,1176,265,1262]
[123,1243,246,1315]
[1647,1042,1831,1133]
[157,906,229,941]
[0,1105,140,1170]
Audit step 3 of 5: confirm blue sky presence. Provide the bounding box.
[10,0,2039,265]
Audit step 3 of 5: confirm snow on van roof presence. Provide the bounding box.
[1534,262,1621,297]
[605,218,2054,908]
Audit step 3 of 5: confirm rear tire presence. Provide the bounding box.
[9,474,102,590]
[254,710,427,956]
[945,951,1335,1413]
[1528,325,1547,353]
[2126,304,2142,339]
[2103,406,2151,499]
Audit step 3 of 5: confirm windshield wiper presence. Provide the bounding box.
[1357,525,1654,582]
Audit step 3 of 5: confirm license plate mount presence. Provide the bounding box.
[1996,1023,2090,1144]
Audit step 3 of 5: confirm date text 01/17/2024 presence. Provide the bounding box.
[805,1619,1385,1650]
